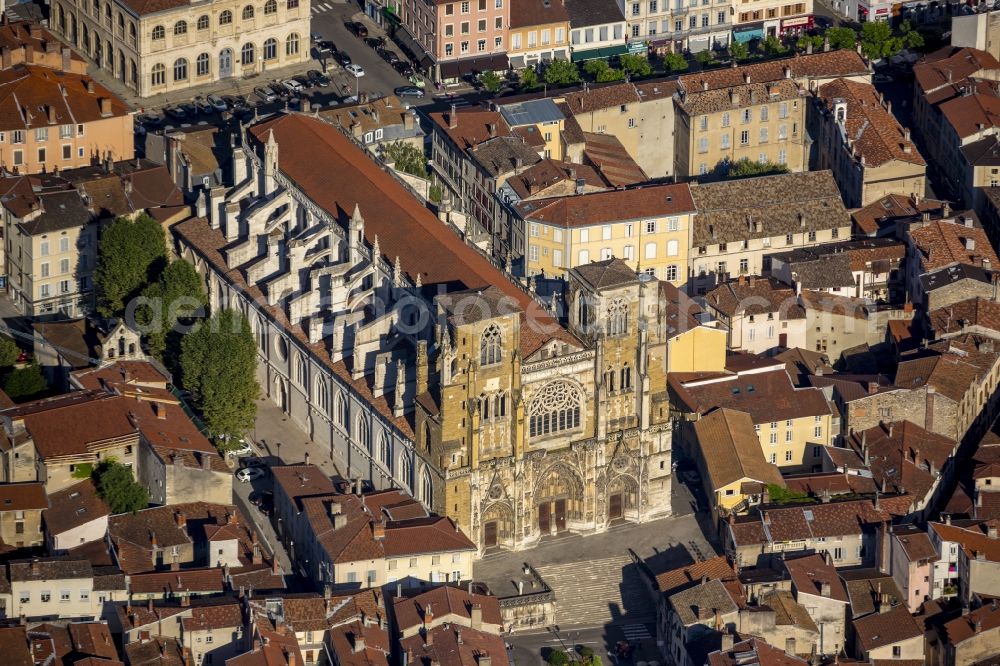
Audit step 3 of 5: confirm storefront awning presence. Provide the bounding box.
[733,26,764,42]
[439,53,509,78]
[381,6,401,25]
[508,55,526,69]
[553,48,568,60]
[393,27,434,68]
[570,43,629,62]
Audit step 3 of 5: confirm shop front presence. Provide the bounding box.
[780,15,813,34]
[733,22,765,43]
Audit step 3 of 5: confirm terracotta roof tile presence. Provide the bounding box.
[653,555,737,595]
[910,219,999,271]
[513,182,692,227]
[943,601,1000,645]
[853,604,922,652]
[851,194,951,236]
[678,50,869,93]
[818,78,924,167]
[127,568,225,595]
[400,624,508,666]
[0,65,128,133]
[850,421,956,500]
[0,482,47,511]
[393,586,502,632]
[43,479,109,536]
[678,79,801,116]
[693,408,784,491]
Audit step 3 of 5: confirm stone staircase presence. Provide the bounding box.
[534,554,655,628]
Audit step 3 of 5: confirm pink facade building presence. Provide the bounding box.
[399,0,509,82]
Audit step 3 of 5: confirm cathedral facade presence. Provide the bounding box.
[174,112,674,557]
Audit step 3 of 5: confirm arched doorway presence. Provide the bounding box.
[534,463,584,537]
[273,377,287,412]
[481,502,514,550]
[219,48,233,78]
[606,474,639,522]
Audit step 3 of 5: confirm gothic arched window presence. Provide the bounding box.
[480,324,502,366]
[607,298,628,337]
[528,381,583,438]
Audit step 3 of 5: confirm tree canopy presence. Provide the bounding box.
[94,213,167,317]
[0,336,19,368]
[728,40,749,61]
[181,308,259,445]
[860,21,900,59]
[94,460,149,514]
[382,141,428,179]
[478,70,503,93]
[138,259,207,366]
[543,59,581,86]
[520,66,539,90]
[584,59,624,82]
[4,363,48,401]
[620,53,652,77]
[826,26,857,50]
[663,52,689,72]
[727,158,790,179]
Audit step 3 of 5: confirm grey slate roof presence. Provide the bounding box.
[921,263,993,292]
[469,137,542,177]
[498,98,565,127]
[565,0,626,27]
[668,579,739,626]
[571,258,639,291]
[18,190,93,235]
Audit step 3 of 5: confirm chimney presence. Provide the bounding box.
[46,105,56,124]
[456,629,463,644]
[478,653,492,666]
[967,237,977,252]
[353,634,366,653]
[61,47,71,71]
[180,594,191,607]
[721,631,734,651]
[820,581,831,598]
[471,604,482,630]
[448,104,458,129]
[99,98,112,117]
[785,638,796,656]
[868,381,878,395]
[85,79,95,94]
[487,123,496,137]
[175,511,186,528]
[423,602,434,628]
[575,178,585,195]
[286,648,297,666]
[200,452,211,470]
[372,520,386,540]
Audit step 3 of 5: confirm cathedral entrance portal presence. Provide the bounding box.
[534,463,583,538]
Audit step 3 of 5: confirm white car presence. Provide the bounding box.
[345,64,365,77]
[236,467,265,483]
[283,78,305,94]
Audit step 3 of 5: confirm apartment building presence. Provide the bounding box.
[624,0,732,54]
[7,558,97,620]
[671,358,834,472]
[704,277,806,353]
[810,77,926,208]
[687,171,852,294]
[0,483,47,548]
[768,238,906,303]
[2,160,181,318]
[724,495,915,567]
[398,0,509,82]
[890,526,939,612]
[49,0,310,98]
[903,217,999,305]
[566,0,627,62]
[510,183,694,284]
[784,554,849,656]
[506,0,570,68]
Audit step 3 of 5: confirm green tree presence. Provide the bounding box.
[727,158,790,179]
[3,363,48,401]
[620,53,652,77]
[138,259,207,365]
[94,460,149,514]
[899,20,924,50]
[94,213,167,317]
[797,34,824,51]
[766,483,811,505]
[382,141,428,179]
[695,49,715,65]
[584,59,624,82]
[479,70,503,93]
[543,59,581,86]
[0,336,19,368]
[762,35,789,56]
[546,651,569,666]
[729,40,749,61]
[181,308,259,446]
[520,66,539,90]
[825,26,857,50]
[663,51,689,72]
[861,20,901,59]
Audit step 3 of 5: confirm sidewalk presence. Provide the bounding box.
[250,397,344,479]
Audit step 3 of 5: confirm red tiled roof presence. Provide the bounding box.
[910,219,1000,272]
[853,604,923,652]
[0,482,47,511]
[943,601,1000,645]
[43,479,109,536]
[784,553,849,603]
[428,110,513,150]
[127,568,225,595]
[514,182,692,227]
[393,586,502,631]
[653,555,737,595]
[0,65,128,133]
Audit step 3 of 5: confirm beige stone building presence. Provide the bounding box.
[7,557,97,620]
[0,483,47,548]
[687,170,852,295]
[49,0,310,98]
[810,78,926,208]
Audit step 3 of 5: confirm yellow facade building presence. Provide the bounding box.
[692,408,785,512]
[511,183,695,286]
[506,0,571,69]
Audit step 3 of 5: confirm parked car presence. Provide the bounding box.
[346,21,368,38]
[317,40,337,54]
[269,82,290,98]
[283,78,305,94]
[873,73,894,84]
[364,36,384,49]
[180,102,199,116]
[307,69,331,87]
[236,467,265,483]
[383,50,400,64]
[249,490,273,507]
[293,74,313,89]
[139,112,163,127]
[337,51,353,67]
[227,439,253,456]
[393,60,414,76]
[311,33,323,42]
[345,63,365,77]
[194,97,215,114]
[394,86,424,98]
[164,106,188,120]
[207,94,229,112]
[254,86,277,102]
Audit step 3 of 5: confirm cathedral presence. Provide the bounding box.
[174,112,697,555]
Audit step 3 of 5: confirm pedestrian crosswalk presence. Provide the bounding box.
[621,624,651,641]
[311,2,335,13]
